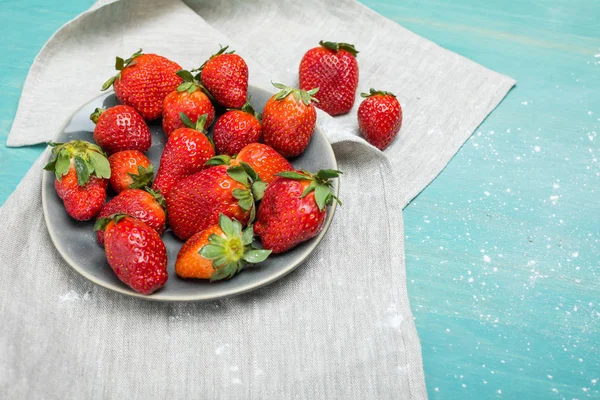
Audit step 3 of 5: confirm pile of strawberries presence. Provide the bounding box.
[45,41,402,295]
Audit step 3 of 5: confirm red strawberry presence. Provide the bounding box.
[357,88,403,150]
[90,105,151,154]
[213,99,261,155]
[95,188,166,247]
[200,45,248,108]
[101,49,182,120]
[95,214,168,295]
[175,214,270,281]
[262,82,318,158]
[255,169,341,253]
[162,70,215,137]
[152,114,215,196]
[44,140,110,221]
[166,164,262,240]
[299,41,359,116]
[108,150,154,193]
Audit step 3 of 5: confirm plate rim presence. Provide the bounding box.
[41,90,339,302]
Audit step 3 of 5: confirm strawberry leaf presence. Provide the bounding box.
[89,151,111,179]
[74,156,90,186]
[276,171,310,180]
[199,243,224,259]
[316,169,342,180]
[205,155,231,166]
[300,181,318,198]
[227,166,250,186]
[176,70,195,82]
[314,184,330,211]
[55,152,71,181]
[128,164,154,189]
[219,214,235,237]
[179,112,195,129]
[242,225,254,245]
[242,249,271,264]
[251,180,267,201]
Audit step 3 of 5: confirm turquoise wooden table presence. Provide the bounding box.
[1,1,598,398]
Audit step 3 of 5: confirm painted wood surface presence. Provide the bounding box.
[0,1,598,398]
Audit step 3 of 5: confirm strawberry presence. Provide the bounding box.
[44,140,110,221]
[357,88,403,150]
[299,41,359,116]
[213,99,261,155]
[95,188,166,247]
[90,105,151,154]
[152,114,215,196]
[207,143,292,184]
[199,45,248,108]
[162,70,215,137]
[101,49,182,120]
[255,169,341,253]
[166,163,264,240]
[95,214,168,295]
[176,214,270,281]
[108,150,154,193]
[262,82,318,158]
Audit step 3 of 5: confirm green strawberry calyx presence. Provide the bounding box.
[93,213,129,232]
[196,44,235,72]
[144,187,166,209]
[44,140,111,186]
[275,169,343,211]
[319,40,359,57]
[205,154,233,167]
[237,97,262,120]
[360,88,396,98]
[127,164,155,190]
[180,112,209,133]
[226,163,267,223]
[199,214,271,282]
[271,82,319,106]
[89,108,106,124]
[175,69,214,100]
[101,48,143,91]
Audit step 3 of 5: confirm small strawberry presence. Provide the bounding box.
[299,41,359,116]
[255,169,341,253]
[207,143,292,184]
[357,88,403,150]
[152,113,215,196]
[199,45,248,109]
[213,99,261,155]
[95,188,166,247]
[95,214,168,295]
[176,214,270,281]
[162,69,215,137]
[108,150,154,193]
[90,105,151,154]
[101,49,182,120]
[44,140,110,221]
[262,82,318,158]
[166,163,264,240]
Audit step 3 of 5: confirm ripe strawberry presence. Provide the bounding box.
[166,164,263,240]
[199,45,248,108]
[162,69,215,137]
[44,140,110,221]
[299,41,359,116]
[213,99,261,155]
[152,114,215,196]
[255,169,341,253]
[90,105,151,154]
[176,214,270,281]
[357,88,403,150]
[207,143,292,184]
[262,82,318,158]
[101,49,182,120]
[95,188,166,247]
[95,214,168,295]
[108,150,154,193]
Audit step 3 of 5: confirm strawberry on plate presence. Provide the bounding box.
[299,40,359,116]
[44,140,110,221]
[212,99,261,156]
[357,88,403,150]
[90,105,151,154]
[199,45,248,109]
[108,150,154,193]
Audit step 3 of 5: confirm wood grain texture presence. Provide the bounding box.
[1,0,598,399]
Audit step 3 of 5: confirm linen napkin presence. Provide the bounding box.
[0,0,515,398]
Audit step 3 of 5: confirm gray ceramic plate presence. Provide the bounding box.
[42,87,338,301]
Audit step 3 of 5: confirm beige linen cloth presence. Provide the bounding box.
[0,0,515,398]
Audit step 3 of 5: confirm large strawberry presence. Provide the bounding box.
[44,140,110,221]
[166,163,264,240]
[101,49,182,120]
[108,150,154,193]
[199,45,248,109]
[176,214,270,281]
[90,105,151,154]
[162,69,215,137]
[299,41,359,116]
[212,99,261,155]
[95,214,168,295]
[357,88,403,150]
[262,82,318,158]
[95,188,166,247]
[255,169,341,253]
[152,113,215,196]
